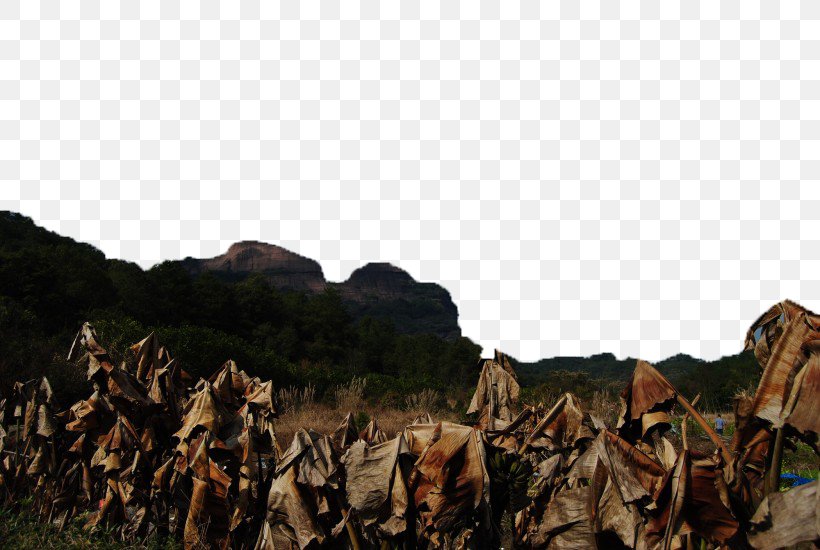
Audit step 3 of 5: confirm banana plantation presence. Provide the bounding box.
[0,300,817,549]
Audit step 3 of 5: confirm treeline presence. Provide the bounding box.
[0,211,762,410]
[514,350,760,412]
[0,211,481,403]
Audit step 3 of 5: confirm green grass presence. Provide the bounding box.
[0,506,182,550]
[780,440,819,490]
[668,415,736,439]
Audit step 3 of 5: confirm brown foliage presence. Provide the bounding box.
[1,301,818,549]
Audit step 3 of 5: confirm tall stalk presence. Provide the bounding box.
[674,394,732,466]
[13,415,20,469]
[764,428,785,496]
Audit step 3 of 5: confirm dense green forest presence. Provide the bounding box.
[0,211,759,409]
[513,350,758,412]
[0,211,482,403]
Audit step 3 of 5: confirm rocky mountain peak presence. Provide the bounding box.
[343,262,415,291]
[180,241,461,339]
[191,241,327,292]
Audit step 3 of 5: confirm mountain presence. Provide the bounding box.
[179,241,327,292]
[178,242,461,339]
[0,210,758,409]
[0,211,481,403]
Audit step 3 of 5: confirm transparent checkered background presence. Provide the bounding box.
[1,1,820,362]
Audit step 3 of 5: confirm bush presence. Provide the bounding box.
[354,411,370,429]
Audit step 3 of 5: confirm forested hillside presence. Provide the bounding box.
[0,211,759,409]
[0,211,480,404]
[514,350,758,411]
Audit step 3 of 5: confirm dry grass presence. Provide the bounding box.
[274,402,457,449]
[588,389,620,427]
[403,388,442,412]
[522,388,559,410]
[276,384,316,414]
[273,377,460,449]
[334,376,367,411]
[275,403,335,447]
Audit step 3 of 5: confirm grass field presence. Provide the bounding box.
[0,505,181,550]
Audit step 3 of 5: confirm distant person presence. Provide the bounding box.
[715,413,725,436]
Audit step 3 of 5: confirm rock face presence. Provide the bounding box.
[331,263,461,340]
[336,263,420,299]
[180,242,461,339]
[183,241,326,292]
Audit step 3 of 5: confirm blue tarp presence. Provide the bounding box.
[780,472,814,487]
